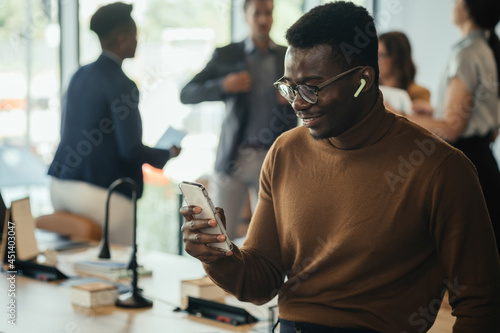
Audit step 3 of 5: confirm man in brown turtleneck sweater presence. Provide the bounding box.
[180,2,500,332]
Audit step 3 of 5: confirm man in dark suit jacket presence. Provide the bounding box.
[48,2,180,245]
[180,0,296,239]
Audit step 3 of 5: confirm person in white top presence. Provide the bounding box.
[403,0,500,255]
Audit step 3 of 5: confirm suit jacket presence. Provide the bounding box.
[48,54,170,198]
[180,41,296,174]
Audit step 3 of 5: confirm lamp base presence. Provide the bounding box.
[115,291,153,308]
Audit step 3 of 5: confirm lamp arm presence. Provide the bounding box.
[98,177,137,259]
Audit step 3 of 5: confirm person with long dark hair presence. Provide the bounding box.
[407,0,500,255]
[378,31,430,102]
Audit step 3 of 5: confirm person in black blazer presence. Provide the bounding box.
[180,0,296,239]
[48,2,180,245]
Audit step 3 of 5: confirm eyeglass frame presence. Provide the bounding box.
[273,65,365,104]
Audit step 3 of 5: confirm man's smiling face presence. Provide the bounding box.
[283,44,365,139]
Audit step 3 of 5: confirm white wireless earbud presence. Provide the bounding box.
[354,78,366,98]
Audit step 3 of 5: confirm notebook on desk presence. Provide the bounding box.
[35,229,92,252]
[59,276,132,294]
[155,126,186,149]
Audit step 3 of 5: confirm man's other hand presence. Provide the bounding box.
[223,71,252,94]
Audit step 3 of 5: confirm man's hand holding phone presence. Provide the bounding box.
[180,206,233,264]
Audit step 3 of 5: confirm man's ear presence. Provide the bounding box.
[354,67,375,98]
[361,66,375,91]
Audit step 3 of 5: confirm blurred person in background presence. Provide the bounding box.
[48,2,180,245]
[406,0,500,255]
[378,31,431,102]
[180,0,295,240]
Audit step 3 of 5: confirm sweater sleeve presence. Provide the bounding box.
[427,151,500,332]
[203,145,286,304]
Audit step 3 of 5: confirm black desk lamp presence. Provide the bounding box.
[97,177,152,308]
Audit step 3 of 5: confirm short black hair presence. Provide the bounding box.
[286,1,379,82]
[90,2,134,39]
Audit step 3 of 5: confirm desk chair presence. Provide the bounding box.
[36,211,102,242]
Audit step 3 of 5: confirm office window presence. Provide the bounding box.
[0,0,59,214]
[272,0,304,46]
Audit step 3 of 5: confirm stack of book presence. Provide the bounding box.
[71,282,118,308]
[180,276,227,309]
[74,260,152,281]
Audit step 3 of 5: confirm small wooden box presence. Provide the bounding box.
[71,282,118,308]
[180,277,226,309]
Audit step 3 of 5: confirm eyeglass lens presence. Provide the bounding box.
[277,84,317,104]
[297,86,317,103]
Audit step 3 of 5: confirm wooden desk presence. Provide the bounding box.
[0,251,272,333]
[0,250,454,333]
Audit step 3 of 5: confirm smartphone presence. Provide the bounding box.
[178,181,233,252]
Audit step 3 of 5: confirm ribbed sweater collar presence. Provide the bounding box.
[326,92,394,150]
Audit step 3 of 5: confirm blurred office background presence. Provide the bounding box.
[1,0,498,254]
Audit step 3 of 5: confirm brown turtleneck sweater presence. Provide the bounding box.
[203,96,500,332]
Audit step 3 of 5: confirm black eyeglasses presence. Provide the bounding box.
[273,66,364,104]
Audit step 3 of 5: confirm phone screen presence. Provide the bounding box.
[179,181,232,251]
